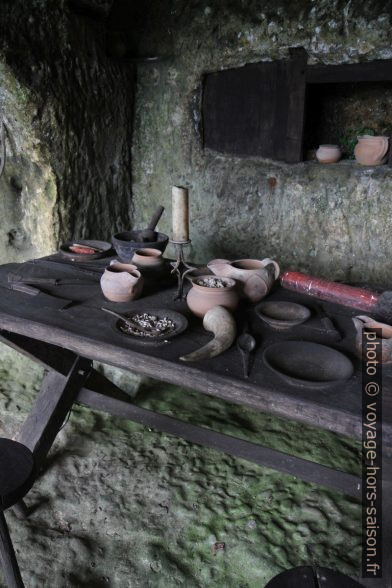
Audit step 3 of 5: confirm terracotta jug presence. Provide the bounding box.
[186,275,239,318]
[100,261,143,302]
[207,258,280,303]
[352,315,392,364]
[354,135,389,166]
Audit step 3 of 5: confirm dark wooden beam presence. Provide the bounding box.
[306,59,392,84]
[286,47,308,163]
[0,512,24,588]
[77,387,362,499]
[17,357,92,469]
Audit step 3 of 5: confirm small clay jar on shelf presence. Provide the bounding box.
[316,144,342,164]
[100,261,143,302]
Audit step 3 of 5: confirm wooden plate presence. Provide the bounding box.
[263,341,354,389]
[59,240,112,261]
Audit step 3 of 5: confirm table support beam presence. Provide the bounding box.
[17,356,92,470]
[77,387,362,499]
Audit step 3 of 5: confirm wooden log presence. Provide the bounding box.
[0,512,24,588]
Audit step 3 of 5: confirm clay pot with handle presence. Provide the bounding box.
[207,258,280,303]
[354,135,389,166]
[100,261,144,302]
[352,315,392,364]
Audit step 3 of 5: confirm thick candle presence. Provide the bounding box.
[172,186,189,241]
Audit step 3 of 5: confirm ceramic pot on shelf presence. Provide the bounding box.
[316,144,342,164]
[207,258,280,303]
[186,275,240,318]
[354,135,389,166]
[100,261,143,302]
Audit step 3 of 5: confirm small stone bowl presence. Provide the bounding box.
[112,231,169,263]
[255,300,311,330]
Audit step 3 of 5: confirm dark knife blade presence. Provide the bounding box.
[6,283,75,310]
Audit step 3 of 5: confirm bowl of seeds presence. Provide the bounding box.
[111,308,188,344]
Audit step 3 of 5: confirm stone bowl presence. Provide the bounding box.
[112,231,169,263]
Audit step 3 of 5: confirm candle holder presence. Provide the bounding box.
[170,239,195,301]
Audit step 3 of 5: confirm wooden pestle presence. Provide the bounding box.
[138,206,165,242]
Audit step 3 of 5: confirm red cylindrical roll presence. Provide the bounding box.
[280,271,379,312]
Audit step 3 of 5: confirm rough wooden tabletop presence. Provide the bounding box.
[0,254,391,444]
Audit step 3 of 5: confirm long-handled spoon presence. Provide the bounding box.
[101,307,157,334]
[237,332,256,378]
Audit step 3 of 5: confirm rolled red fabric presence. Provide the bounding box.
[280,271,379,312]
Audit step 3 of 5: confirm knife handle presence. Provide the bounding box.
[8,274,58,286]
[10,283,40,296]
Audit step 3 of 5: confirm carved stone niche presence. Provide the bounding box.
[202,50,392,165]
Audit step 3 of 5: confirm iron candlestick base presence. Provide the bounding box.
[170,239,195,301]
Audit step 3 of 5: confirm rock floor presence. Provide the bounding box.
[0,347,362,587]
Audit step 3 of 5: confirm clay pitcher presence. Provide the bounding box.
[207,258,280,303]
[100,261,143,302]
[354,135,389,166]
[352,315,392,364]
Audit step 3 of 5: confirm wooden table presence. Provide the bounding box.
[0,254,391,586]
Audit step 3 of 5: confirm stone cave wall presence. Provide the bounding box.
[0,0,134,262]
[0,0,134,389]
[131,0,392,284]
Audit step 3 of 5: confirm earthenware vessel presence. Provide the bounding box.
[132,248,164,269]
[207,258,280,303]
[186,275,239,318]
[352,315,392,364]
[100,261,143,302]
[316,144,341,164]
[354,135,389,166]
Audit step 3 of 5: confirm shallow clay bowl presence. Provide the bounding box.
[256,300,311,330]
[60,240,112,261]
[263,341,354,389]
[112,231,169,263]
[113,307,188,345]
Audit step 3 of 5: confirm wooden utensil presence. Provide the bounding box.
[100,307,157,334]
[237,333,256,378]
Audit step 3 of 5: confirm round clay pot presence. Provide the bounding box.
[132,248,164,269]
[186,275,239,318]
[354,135,389,166]
[316,144,341,164]
[100,261,143,302]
